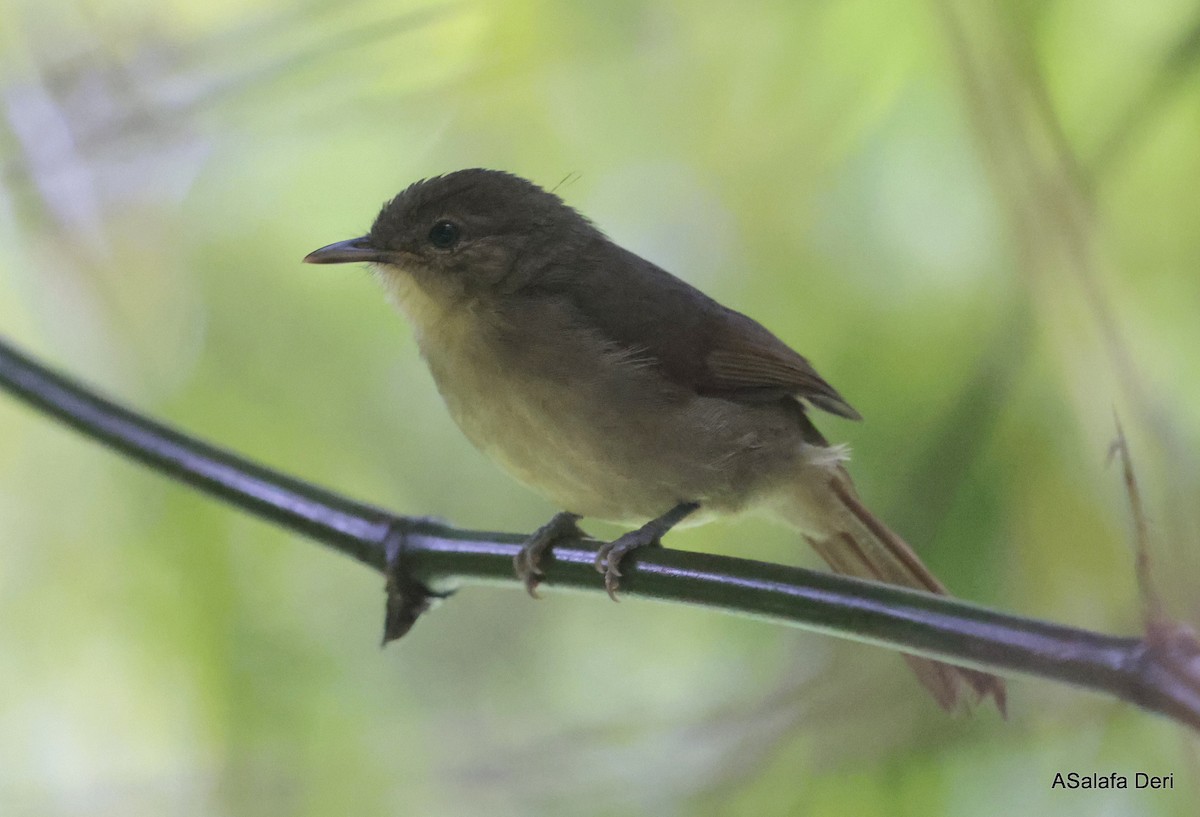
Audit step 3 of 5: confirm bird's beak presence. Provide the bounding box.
[303,236,394,265]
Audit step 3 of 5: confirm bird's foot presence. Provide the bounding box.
[594,502,700,601]
[514,511,585,597]
[593,529,663,601]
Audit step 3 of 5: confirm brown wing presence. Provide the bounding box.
[698,311,862,419]
[530,241,861,420]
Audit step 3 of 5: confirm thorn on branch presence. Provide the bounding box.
[381,519,452,644]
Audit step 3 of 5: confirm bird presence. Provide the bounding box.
[304,168,1006,713]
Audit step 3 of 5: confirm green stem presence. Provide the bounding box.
[2,335,1198,730]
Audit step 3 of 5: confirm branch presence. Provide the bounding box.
[2,334,1199,731]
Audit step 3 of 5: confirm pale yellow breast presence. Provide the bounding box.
[376,266,805,523]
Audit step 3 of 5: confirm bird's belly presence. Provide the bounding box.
[423,336,803,524]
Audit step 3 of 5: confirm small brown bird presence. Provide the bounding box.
[305,168,1005,713]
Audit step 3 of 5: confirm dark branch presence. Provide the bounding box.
[2,334,1199,731]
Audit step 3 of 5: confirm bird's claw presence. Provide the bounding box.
[593,532,660,601]
[513,511,584,598]
[590,503,700,600]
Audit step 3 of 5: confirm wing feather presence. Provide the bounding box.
[524,240,861,420]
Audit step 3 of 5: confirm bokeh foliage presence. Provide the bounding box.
[1,0,1198,814]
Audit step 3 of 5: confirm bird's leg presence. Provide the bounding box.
[514,511,587,598]
[594,502,700,601]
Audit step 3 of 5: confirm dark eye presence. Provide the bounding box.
[427,220,461,249]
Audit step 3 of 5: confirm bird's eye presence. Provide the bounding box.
[427,220,461,249]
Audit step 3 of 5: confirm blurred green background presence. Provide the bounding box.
[2,0,1199,814]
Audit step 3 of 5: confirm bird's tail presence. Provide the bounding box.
[773,455,1007,714]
